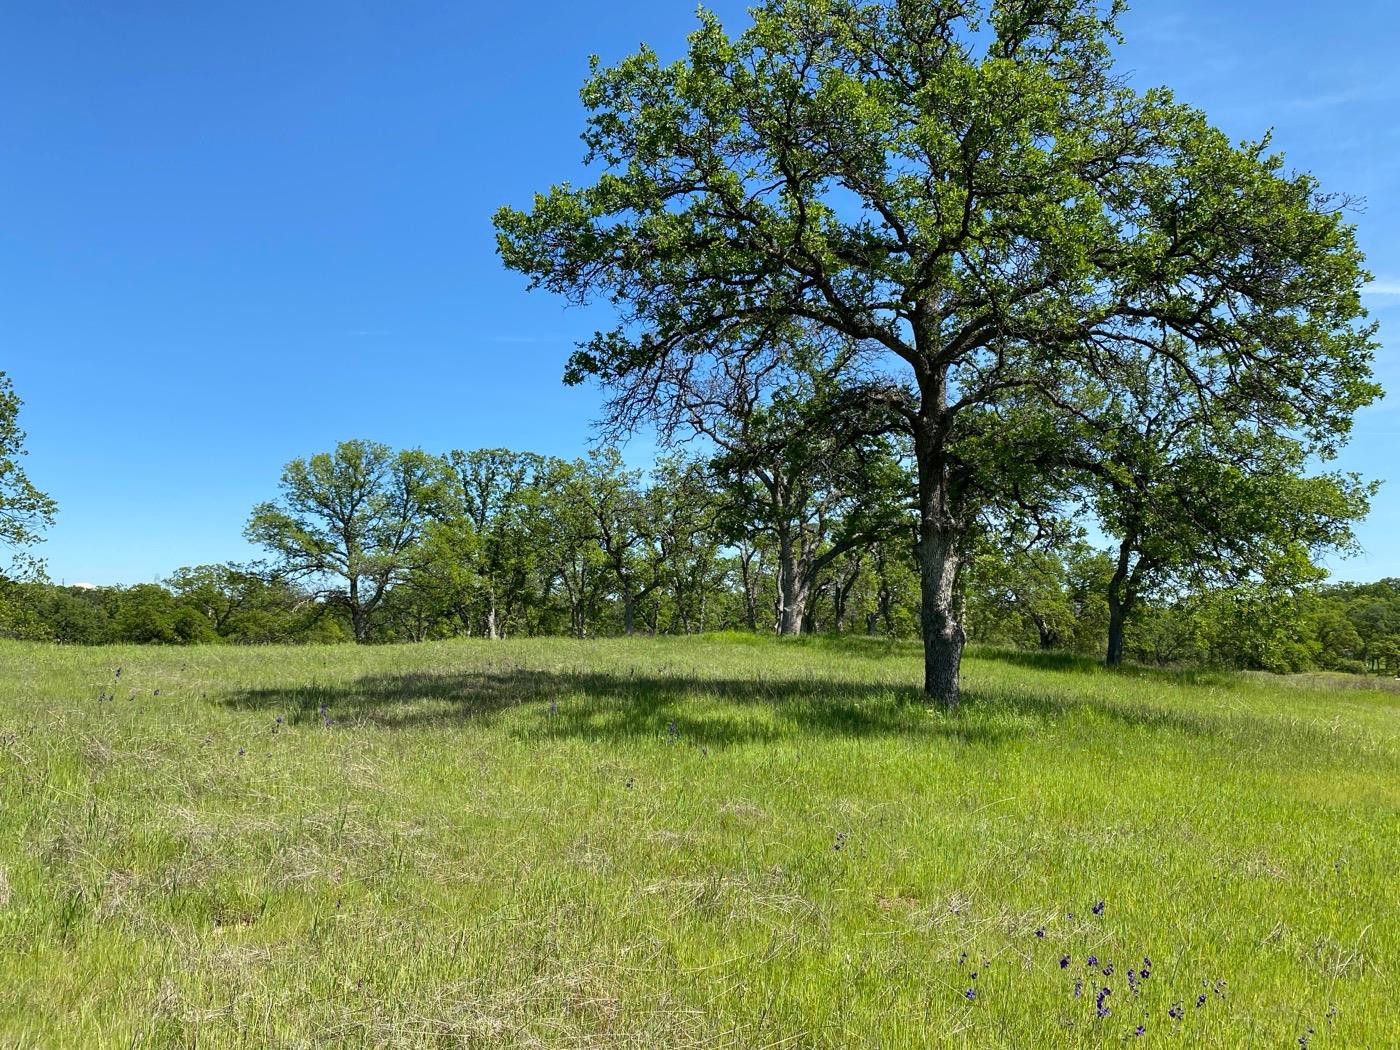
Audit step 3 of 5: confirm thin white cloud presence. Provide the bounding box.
[1363,281,1400,296]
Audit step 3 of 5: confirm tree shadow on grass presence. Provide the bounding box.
[217,665,1221,746]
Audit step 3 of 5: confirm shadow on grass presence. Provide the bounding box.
[218,665,1219,745]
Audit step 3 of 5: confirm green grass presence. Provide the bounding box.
[0,636,1395,1048]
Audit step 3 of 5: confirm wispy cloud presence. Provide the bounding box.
[1363,281,1400,296]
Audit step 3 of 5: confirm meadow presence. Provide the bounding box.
[0,636,1395,1048]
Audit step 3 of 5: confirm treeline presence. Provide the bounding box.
[2,437,1395,676]
[965,547,1400,676]
[0,438,920,646]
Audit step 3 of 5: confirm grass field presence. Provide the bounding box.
[0,636,1395,1048]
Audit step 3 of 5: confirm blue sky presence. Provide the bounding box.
[2,1,1397,585]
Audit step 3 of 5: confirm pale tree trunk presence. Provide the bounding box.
[739,545,760,632]
[777,568,808,636]
[917,524,965,706]
[348,578,371,643]
[485,593,500,641]
[775,528,805,636]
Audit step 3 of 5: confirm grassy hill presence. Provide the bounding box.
[0,636,1395,1047]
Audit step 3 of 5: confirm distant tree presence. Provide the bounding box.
[965,543,1076,650]
[246,441,440,642]
[536,457,609,637]
[436,449,553,638]
[711,377,912,635]
[165,562,327,643]
[648,455,724,633]
[166,563,266,634]
[572,447,667,635]
[110,583,217,644]
[1063,356,1375,666]
[0,372,56,570]
[496,0,1378,703]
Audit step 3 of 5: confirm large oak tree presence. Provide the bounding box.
[495,0,1379,704]
[246,440,440,642]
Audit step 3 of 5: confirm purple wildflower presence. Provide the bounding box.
[1035,926,1046,938]
[1087,955,1099,968]
[1196,994,1207,1009]
[1092,900,1105,915]
[1095,986,1111,1019]
[1060,955,1070,969]
[1135,1026,1146,1037]
[1073,979,1083,998]
[964,988,976,1001]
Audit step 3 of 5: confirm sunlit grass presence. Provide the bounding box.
[0,636,1395,1047]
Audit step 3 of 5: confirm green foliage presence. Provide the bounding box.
[0,372,56,575]
[494,0,1379,701]
[245,440,442,641]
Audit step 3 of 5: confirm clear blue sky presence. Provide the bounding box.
[2,1,1397,585]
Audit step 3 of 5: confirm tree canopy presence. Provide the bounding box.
[495,0,1380,704]
[245,440,441,642]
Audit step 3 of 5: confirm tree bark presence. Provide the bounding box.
[1031,612,1060,650]
[775,528,806,636]
[777,566,808,636]
[912,363,965,707]
[739,545,760,632]
[1105,538,1137,667]
[917,523,965,706]
[1106,595,1127,667]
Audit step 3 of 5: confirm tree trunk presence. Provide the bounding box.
[347,577,370,643]
[778,571,808,636]
[485,594,500,641]
[622,588,635,635]
[917,523,965,706]
[739,546,759,632]
[912,382,965,707]
[775,529,806,636]
[1105,538,1136,668]
[1031,612,1060,650]
[1106,595,1127,667]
